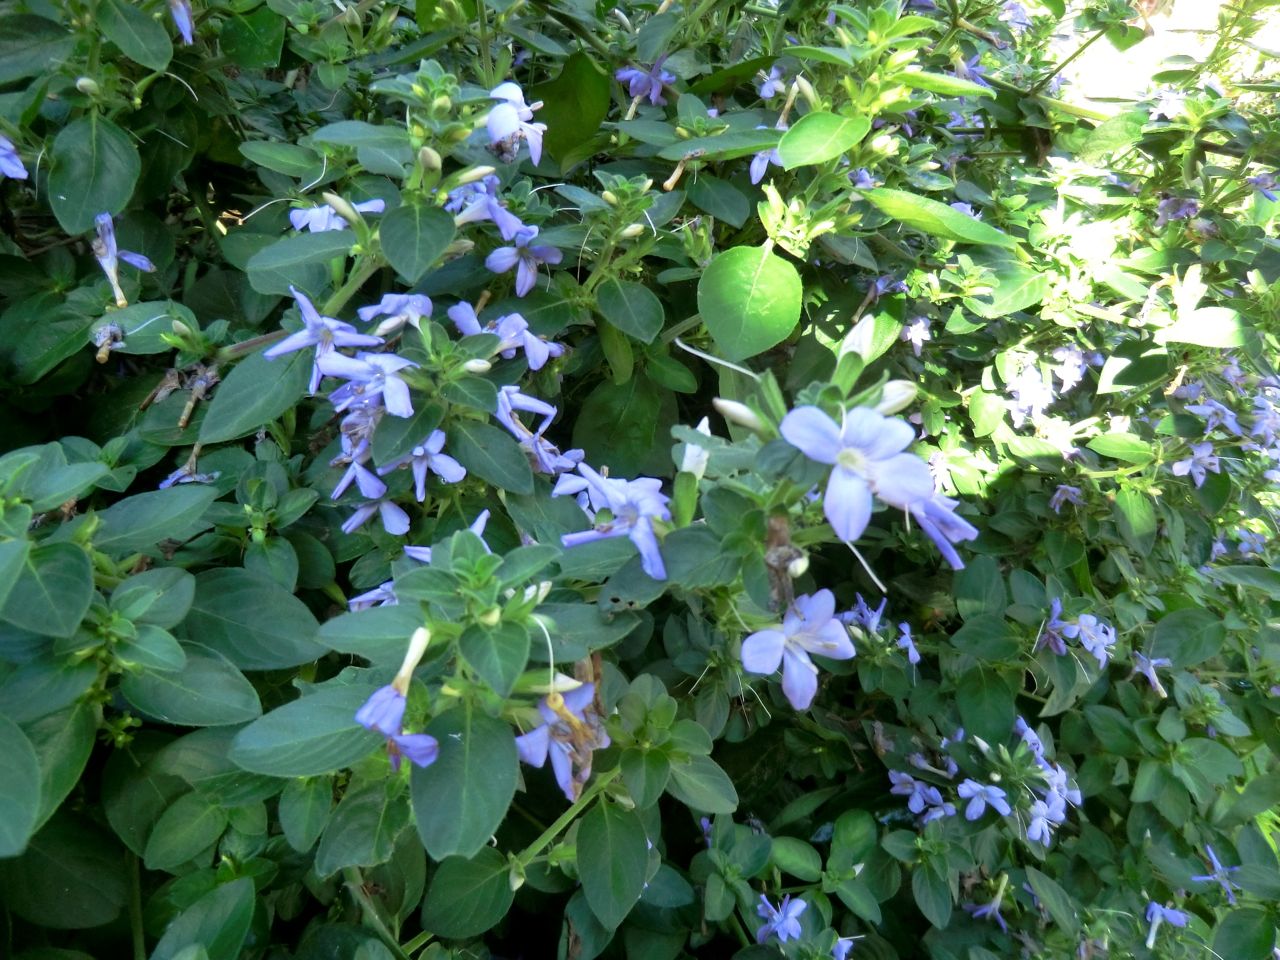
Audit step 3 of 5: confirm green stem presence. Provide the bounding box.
[342,867,412,960]
[515,767,620,867]
[129,854,146,960]
[475,0,494,88]
[401,930,435,954]
[1030,27,1106,95]
[323,256,384,316]
[660,312,704,344]
[216,330,287,362]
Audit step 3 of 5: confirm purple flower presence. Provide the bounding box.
[348,580,397,611]
[1155,197,1198,228]
[341,496,411,536]
[1186,399,1242,436]
[956,779,1011,820]
[999,1,1031,33]
[1034,597,1068,655]
[555,463,671,579]
[1051,345,1089,392]
[448,302,563,370]
[616,55,676,106]
[906,494,979,570]
[756,895,806,943]
[1048,484,1083,514]
[387,733,440,772]
[1237,528,1266,556]
[264,286,383,395]
[377,430,466,501]
[485,225,563,297]
[949,201,979,218]
[1150,89,1185,121]
[889,771,941,814]
[404,510,490,563]
[901,317,931,357]
[749,120,787,185]
[1247,172,1278,202]
[833,936,857,960]
[1014,716,1044,757]
[757,64,785,99]
[964,897,1007,933]
[1008,364,1053,427]
[1062,614,1116,668]
[780,405,935,543]
[355,685,407,735]
[1145,902,1188,948]
[331,436,386,502]
[1192,845,1240,905]
[1026,794,1065,846]
[850,167,876,189]
[897,623,920,665]
[740,590,855,710]
[320,351,419,418]
[1130,651,1172,698]
[448,174,525,240]
[358,293,433,338]
[289,198,385,233]
[516,683,610,801]
[495,384,556,440]
[0,134,27,180]
[1171,441,1219,488]
[840,593,886,633]
[168,0,194,43]
[487,81,547,165]
[954,55,991,89]
[92,213,156,308]
[869,275,908,302]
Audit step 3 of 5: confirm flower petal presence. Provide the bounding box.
[741,629,786,675]
[780,646,818,710]
[823,467,872,542]
[780,406,841,464]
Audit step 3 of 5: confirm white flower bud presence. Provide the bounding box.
[679,416,711,479]
[463,358,493,374]
[839,315,876,360]
[76,77,100,96]
[875,380,917,415]
[321,191,362,227]
[527,671,585,694]
[454,164,495,185]
[418,146,443,172]
[393,626,431,692]
[787,554,809,578]
[618,223,645,238]
[712,398,765,432]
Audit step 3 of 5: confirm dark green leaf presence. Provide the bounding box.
[99,0,172,71]
[528,51,612,169]
[245,232,353,297]
[380,204,455,283]
[458,622,530,697]
[199,349,312,444]
[49,116,141,235]
[420,847,514,938]
[0,714,41,857]
[0,542,93,639]
[143,792,228,870]
[314,783,410,877]
[120,645,262,727]
[229,683,383,777]
[184,568,323,670]
[665,755,737,813]
[220,7,285,68]
[596,279,665,344]
[578,800,648,929]
[151,878,255,960]
[450,419,534,494]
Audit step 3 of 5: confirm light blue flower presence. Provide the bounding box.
[555,464,671,579]
[289,198,385,232]
[756,894,806,943]
[168,0,194,44]
[956,779,1011,820]
[264,286,383,395]
[319,351,419,418]
[1191,845,1240,904]
[1171,442,1219,488]
[485,226,562,297]
[0,134,27,180]
[377,430,466,501]
[1048,484,1083,514]
[516,683,609,801]
[617,56,676,106]
[741,590,855,710]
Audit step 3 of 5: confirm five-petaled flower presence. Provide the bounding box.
[447,174,524,240]
[1145,902,1188,949]
[485,225,563,297]
[449,301,563,370]
[756,894,806,943]
[740,589,855,710]
[92,213,156,308]
[1191,845,1240,904]
[616,56,676,106]
[1247,171,1278,202]
[957,779,1011,820]
[1171,441,1220,488]
[377,430,466,501]
[555,463,671,579]
[290,198,385,233]
[358,293,433,338]
[1048,484,1083,514]
[264,286,383,395]
[320,351,419,418]
[1061,613,1116,668]
[515,683,609,801]
[487,82,547,165]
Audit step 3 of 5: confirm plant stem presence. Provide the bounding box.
[129,854,146,960]
[324,256,384,316]
[343,866,412,960]
[515,766,620,867]
[1030,27,1106,95]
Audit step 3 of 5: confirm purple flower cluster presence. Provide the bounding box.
[555,463,671,579]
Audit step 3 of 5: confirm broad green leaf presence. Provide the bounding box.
[89,300,198,356]
[379,204,455,283]
[314,783,410,877]
[1114,488,1156,555]
[458,622,530,697]
[665,755,738,813]
[239,142,323,178]
[49,116,141,235]
[1025,866,1080,935]
[596,279,665,344]
[220,7,285,68]
[25,702,96,832]
[911,867,952,929]
[99,0,172,71]
[620,748,670,809]
[0,539,30,610]
[1086,433,1155,464]
[898,69,994,98]
[697,245,802,361]
[111,567,196,628]
[1150,608,1224,668]
[0,814,128,929]
[956,667,1015,743]
[184,568,323,670]
[199,349,311,443]
[317,604,427,665]
[657,129,780,163]
[770,837,822,881]
[120,645,262,727]
[572,374,674,477]
[450,419,534,495]
[862,188,1018,249]
[87,485,218,554]
[151,878,255,960]
[1154,307,1248,348]
[0,15,75,84]
[528,51,612,169]
[371,400,444,467]
[411,708,517,859]
[0,715,42,857]
[229,683,383,777]
[144,792,228,870]
[965,261,1050,318]
[1210,566,1280,599]
[578,800,648,929]
[245,231,353,297]
[420,847,514,938]
[777,112,870,169]
[279,777,332,853]
[1213,908,1275,960]
[0,542,93,639]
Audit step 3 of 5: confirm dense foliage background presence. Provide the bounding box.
[1,0,1279,957]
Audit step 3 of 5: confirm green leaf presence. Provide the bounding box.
[229,683,383,777]
[245,231,353,297]
[420,848,514,938]
[697,245,802,361]
[199,349,312,443]
[0,15,75,84]
[220,7,285,68]
[897,69,995,98]
[316,605,426,665]
[239,142,322,178]
[665,755,738,813]
[151,878,255,960]
[184,568,323,670]
[1114,488,1156,554]
[911,866,952,928]
[49,116,142,235]
[777,112,870,169]
[572,374,673,477]
[458,622,530,697]
[657,129,780,163]
[279,777,332,853]
[1086,432,1155,464]
[314,783,410,877]
[99,0,172,71]
[0,539,30,611]
[596,279,665,344]
[862,188,1018,249]
[957,667,1015,744]
[88,485,218,554]
[120,645,262,727]
[1213,908,1275,960]
[770,837,822,881]
[410,708,517,859]
[0,542,93,639]
[1210,566,1280,599]
[1154,307,1248,348]
[577,800,649,930]
[965,261,1050,318]
[379,204,455,284]
[1025,866,1080,935]
[620,749,670,809]
[0,814,128,929]
[144,792,228,870]
[528,51,612,169]
[90,300,198,356]
[450,419,534,494]
[0,714,42,857]
[1150,608,1224,668]
[25,702,96,833]
[371,400,444,467]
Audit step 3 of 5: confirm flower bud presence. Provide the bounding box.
[418,146,443,172]
[679,416,711,479]
[454,164,496,185]
[601,190,619,205]
[478,606,502,627]
[787,554,809,578]
[618,223,644,238]
[794,75,818,108]
[432,95,453,112]
[870,133,899,156]
[171,319,194,339]
[463,358,492,374]
[321,191,362,227]
[712,398,765,432]
[526,671,585,694]
[640,178,653,193]
[76,77,100,96]
[393,626,432,692]
[875,380,917,415]
[838,314,875,360]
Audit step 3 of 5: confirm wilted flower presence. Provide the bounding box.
[1048,484,1083,514]
[1034,597,1068,655]
[1171,441,1219,488]
[92,213,156,308]
[516,683,610,801]
[779,405,935,543]
[906,494,980,570]
[956,779,1011,820]
[0,134,27,180]
[289,198,385,233]
[264,286,383,395]
[740,589,855,710]
[1130,651,1172,698]
[320,351,419,418]
[1145,902,1188,949]
[897,623,920,665]
[487,81,547,165]
[616,55,676,106]
[756,895,806,943]
[485,225,563,297]
[377,430,466,501]
[1191,845,1240,905]
[1247,171,1278,202]
[555,464,671,579]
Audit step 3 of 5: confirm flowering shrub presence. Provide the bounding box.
[0,0,1279,958]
